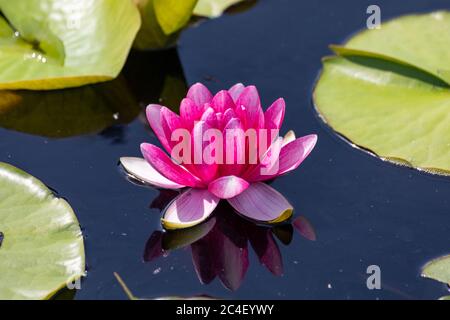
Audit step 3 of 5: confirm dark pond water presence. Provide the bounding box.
[1,0,449,299]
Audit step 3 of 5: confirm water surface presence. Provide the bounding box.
[1,0,449,299]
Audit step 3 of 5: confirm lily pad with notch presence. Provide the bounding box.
[0,0,141,90]
[314,11,450,176]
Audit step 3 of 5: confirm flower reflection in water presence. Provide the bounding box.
[144,190,316,291]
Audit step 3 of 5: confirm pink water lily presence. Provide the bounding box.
[120,83,317,229]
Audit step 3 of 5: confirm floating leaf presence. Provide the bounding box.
[153,0,198,35]
[133,0,196,50]
[0,77,139,138]
[332,11,450,85]
[194,0,246,18]
[0,0,141,90]
[134,0,256,50]
[422,254,450,285]
[314,12,450,175]
[0,162,85,299]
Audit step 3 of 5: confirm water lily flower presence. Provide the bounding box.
[120,83,317,229]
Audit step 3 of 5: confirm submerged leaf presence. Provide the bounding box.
[0,162,85,299]
[422,254,450,285]
[0,0,141,90]
[314,11,450,175]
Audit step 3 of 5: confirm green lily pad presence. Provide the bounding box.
[313,12,450,176]
[194,0,246,18]
[0,162,85,299]
[133,0,197,50]
[0,77,139,138]
[153,0,198,35]
[422,254,450,285]
[0,0,141,90]
[332,11,450,85]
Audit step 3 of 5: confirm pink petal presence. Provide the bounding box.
[180,98,204,130]
[208,176,250,199]
[211,90,236,113]
[141,143,203,188]
[235,86,264,129]
[221,108,237,128]
[120,157,184,189]
[247,134,318,182]
[146,104,171,153]
[258,136,283,176]
[220,117,245,177]
[191,120,219,183]
[160,107,183,150]
[243,136,283,181]
[265,98,285,130]
[276,134,318,175]
[228,83,245,102]
[227,182,293,223]
[200,106,218,127]
[187,83,213,107]
[162,188,219,229]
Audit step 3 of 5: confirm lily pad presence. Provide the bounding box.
[194,0,247,18]
[422,254,450,285]
[133,0,197,50]
[0,162,85,299]
[0,77,139,138]
[0,0,141,90]
[332,11,450,85]
[153,0,198,35]
[314,12,450,175]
